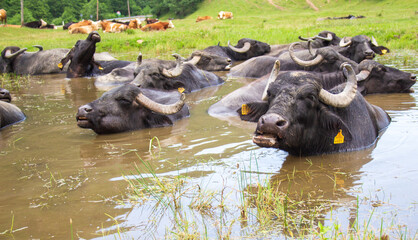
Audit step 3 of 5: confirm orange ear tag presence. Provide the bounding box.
[381,49,387,55]
[178,87,185,93]
[334,129,344,144]
[98,66,104,70]
[241,104,250,115]
[57,63,63,69]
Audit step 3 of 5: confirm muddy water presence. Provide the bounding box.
[0,52,417,239]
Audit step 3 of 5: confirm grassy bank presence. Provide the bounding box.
[0,0,416,61]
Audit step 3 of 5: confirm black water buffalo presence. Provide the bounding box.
[0,87,11,103]
[201,38,270,63]
[338,35,390,63]
[0,89,25,129]
[76,83,189,134]
[184,50,232,71]
[132,54,224,93]
[251,63,391,156]
[0,44,117,75]
[60,31,132,78]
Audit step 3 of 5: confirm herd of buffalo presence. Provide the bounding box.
[0,30,416,156]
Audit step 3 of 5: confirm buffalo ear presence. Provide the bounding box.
[319,107,353,141]
[371,45,390,55]
[237,102,269,122]
[145,113,173,127]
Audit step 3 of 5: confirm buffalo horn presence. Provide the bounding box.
[371,36,379,47]
[318,63,357,108]
[4,48,27,59]
[162,54,184,78]
[307,40,316,56]
[33,45,43,51]
[186,55,201,65]
[261,60,281,101]
[356,70,370,82]
[136,52,142,68]
[289,42,324,67]
[135,92,186,115]
[228,41,251,53]
[339,37,352,47]
[315,33,333,41]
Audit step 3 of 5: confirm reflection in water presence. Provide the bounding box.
[0,53,417,239]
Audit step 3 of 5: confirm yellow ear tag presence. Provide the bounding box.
[178,87,185,93]
[57,62,63,69]
[241,104,250,115]
[98,66,104,70]
[334,129,344,144]
[381,49,387,55]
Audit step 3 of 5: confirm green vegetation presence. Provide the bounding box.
[120,142,417,239]
[0,0,203,25]
[1,0,416,61]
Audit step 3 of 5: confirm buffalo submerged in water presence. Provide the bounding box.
[0,87,25,129]
[76,83,189,134]
[248,63,391,156]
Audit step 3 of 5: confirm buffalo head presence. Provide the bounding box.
[298,30,342,48]
[250,63,390,155]
[187,50,232,71]
[76,83,189,134]
[0,88,11,103]
[0,46,27,73]
[339,35,390,63]
[357,60,416,94]
[227,38,271,60]
[59,31,102,78]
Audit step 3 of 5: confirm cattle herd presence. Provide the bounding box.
[0,29,416,156]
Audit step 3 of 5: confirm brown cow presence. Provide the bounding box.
[217,11,233,19]
[128,18,142,29]
[196,16,213,22]
[0,9,7,25]
[68,20,93,30]
[141,20,174,31]
[69,25,98,34]
[100,20,128,33]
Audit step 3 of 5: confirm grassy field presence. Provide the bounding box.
[0,0,416,62]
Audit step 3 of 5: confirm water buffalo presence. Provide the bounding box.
[184,50,232,71]
[60,31,132,78]
[0,88,25,129]
[132,54,224,93]
[0,88,11,102]
[338,35,390,63]
[0,43,117,75]
[201,38,270,63]
[76,83,189,134]
[251,63,391,156]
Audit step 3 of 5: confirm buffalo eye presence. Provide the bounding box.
[116,97,132,105]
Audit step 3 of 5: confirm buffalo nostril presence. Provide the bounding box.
[411,75,416,80]
[84,107,92,112]
[276,120,287,127]
[365,50,374,55]
[227,58,232,63]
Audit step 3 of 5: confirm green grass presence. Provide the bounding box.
[0,0,416,61]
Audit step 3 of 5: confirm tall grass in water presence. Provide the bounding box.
[118,142,418,239]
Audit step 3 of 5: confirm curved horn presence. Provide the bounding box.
[289,42,324,67]
[298,35,312,41]
[262,60,281,101]
[228,41,251,53]
[318,63,357,108]
[356,70,370,82]
[33,45,43,51]
[307,40,317,56]
[135,92,186,115]
[315,33,333,41]
[186,55,201,65]
[136,52,142,68]
[371,36,379,46]
[162,55,184,78]
[339,37,352,47]
[4,48,27,59]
